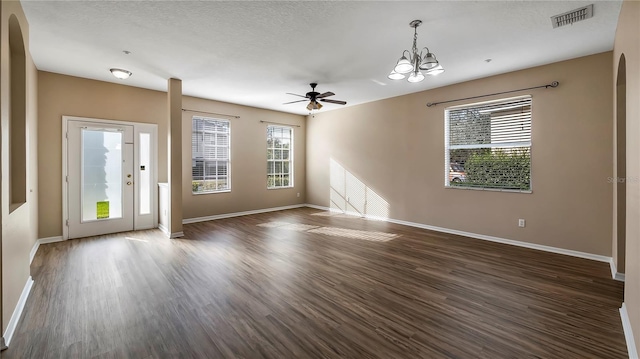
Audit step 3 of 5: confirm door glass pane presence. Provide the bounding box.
[139,133,151,215]
[82,129,123,221]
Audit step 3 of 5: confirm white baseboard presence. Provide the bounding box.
[620,303,638,359]
[158,225,182,239]
[610,258,626,282]
[30,236,65,265]
[304,204,613,264]
[29,242,39,266]
[38,236,65,244]
[182,204,306,224]
[3,276,34,347]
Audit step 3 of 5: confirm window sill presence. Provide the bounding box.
[445,186,532,194]
[9,201,26,214]
[267,186,294,190]
[192,189,231,195]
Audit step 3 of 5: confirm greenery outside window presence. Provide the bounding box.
[445,95,532,192]
[267,125,293,189]
[192,117,230,194]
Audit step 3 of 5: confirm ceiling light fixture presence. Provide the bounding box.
[388,20,444,83]
[110,68,132,80]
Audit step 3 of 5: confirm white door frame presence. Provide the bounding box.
[62,116,158,240]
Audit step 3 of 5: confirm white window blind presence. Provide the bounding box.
[267,125,293,189]
[192,117,230,193]
[445,95,532,191]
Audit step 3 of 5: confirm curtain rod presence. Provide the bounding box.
[426,81,559,108]
[182,108,240,119]
[260,120,301,128]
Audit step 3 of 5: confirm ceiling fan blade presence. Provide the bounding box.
[283,99,308,105]
[319,99,347,105]
[316,92,335,99]
[286,92,308,98]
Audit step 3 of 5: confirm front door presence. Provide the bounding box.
[67,120,134,239]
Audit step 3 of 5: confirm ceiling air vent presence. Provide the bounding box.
[551,4,594,28]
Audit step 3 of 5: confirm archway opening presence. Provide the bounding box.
[8,14,27,210]
[615,53,627,277]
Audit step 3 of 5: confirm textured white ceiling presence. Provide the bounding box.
[21,1,622,115]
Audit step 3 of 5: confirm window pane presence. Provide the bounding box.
[139,132,151,215]
[82,129,122,221]
[218,162,228,176]
[267,125,293,188]
[192,160,204,180]
[445,96,531,191]
[192,117,231,193]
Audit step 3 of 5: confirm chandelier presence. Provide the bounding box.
[388,20,444,83]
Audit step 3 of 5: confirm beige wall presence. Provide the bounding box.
[307,52,613,256]
[181,96,306,220]
[38,72,306,237]
[1,0,38,333]
[168,79,183,234]
[37,72,168,239]
[613,0,640,351]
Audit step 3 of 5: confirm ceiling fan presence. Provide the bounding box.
[284,83,347,111]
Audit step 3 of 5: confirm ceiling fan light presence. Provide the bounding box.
[394,56,413,74]
[407,71,425,83]
[110,68,132,79]
[388,70,405,80]
[425,64,444,76]
[307,101,323,111]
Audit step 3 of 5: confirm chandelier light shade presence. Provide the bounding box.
[408,71,425,83]
[110,68,132,80]
[394,53,414,74]
[388,20,444,83]
[426,64,444,76]
[388,70,406,80]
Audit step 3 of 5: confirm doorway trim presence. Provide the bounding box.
[613,54,626,281]
[62,116,158,240]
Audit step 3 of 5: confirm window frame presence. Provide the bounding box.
[267,125,294,189]
[191,116,231,195]
[444,95,532,193]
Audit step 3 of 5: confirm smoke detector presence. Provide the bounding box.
[551,4,594,28]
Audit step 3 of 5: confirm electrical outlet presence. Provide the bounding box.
[518,219,526,228]
[296,192,300,198]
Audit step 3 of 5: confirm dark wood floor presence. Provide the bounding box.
[3,208,627,358]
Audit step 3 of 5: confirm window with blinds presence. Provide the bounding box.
[192,117,230,194]
[445,95,532,191]
[267,125,294,189]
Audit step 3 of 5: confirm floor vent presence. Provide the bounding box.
[551,4,594,28]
